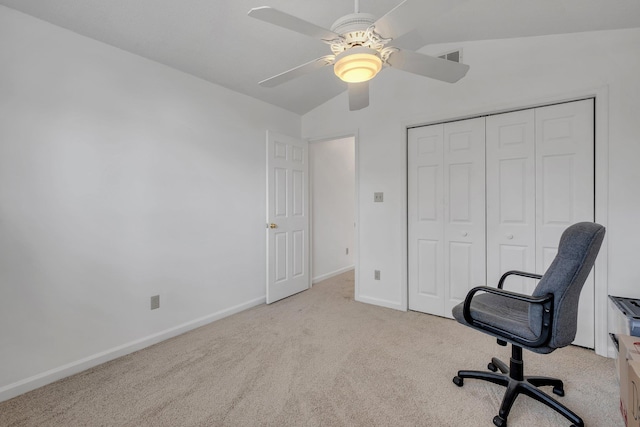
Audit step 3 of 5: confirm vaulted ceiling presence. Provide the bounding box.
[2,0,640,114]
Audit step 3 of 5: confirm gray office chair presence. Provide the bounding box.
[452,222,605,427]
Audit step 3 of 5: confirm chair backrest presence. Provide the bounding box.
[530,222,606,349]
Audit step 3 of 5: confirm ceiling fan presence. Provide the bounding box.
[248,0,470,111]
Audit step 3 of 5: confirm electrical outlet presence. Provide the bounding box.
[374,192,384,203]
[150,295,160,310]
[374,270,380,280]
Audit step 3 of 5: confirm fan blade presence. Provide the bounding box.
[348,82,369,111]
[248,6,342,42]
[259,55,335,88]
[386,49,470,83]
[374,0,467,40]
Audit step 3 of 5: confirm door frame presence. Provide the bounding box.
[402,86,610,357]
[307,130,360,299]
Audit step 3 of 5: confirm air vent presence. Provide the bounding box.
[438,50,461,63]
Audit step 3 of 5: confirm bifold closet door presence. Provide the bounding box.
[486,109,538,294]
[536,99,595,347]
[408,118,485,317]
[485,99,595,348]
[408,124,445,315]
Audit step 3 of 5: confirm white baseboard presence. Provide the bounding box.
[0,296,265,403]
[355,294,404,311]
[312,265,355,284]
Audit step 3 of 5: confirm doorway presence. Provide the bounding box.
[309,136,356,283]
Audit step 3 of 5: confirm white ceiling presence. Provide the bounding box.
[2,0,640,114]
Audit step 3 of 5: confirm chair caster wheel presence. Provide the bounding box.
[453,376,463,387]
[493,415,507,427]
[552,386,565,396]
[488,362,497,372]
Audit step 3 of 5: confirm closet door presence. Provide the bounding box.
[408,124,445,315]
[408,118,485,317]
[536,99,595,347]
[443,118,486,316]
[486,110,537,294]
[485,99,595,348]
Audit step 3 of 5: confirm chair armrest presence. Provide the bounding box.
[462,286,553,347]
[497,270,543,289]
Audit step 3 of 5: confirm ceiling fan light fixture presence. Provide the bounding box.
[334,47,382,83]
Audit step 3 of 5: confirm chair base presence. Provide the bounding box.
[452,346,583,427]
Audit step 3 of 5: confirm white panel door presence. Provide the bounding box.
[486,109,537,294]
[408,124,445,315]
[408,118,485,318]
[266,131,310,304]
[443,118,486,317]
[535,99,594,347]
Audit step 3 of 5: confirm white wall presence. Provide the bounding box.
[310,137,355,282]
[0,6,300,399]
[302,28,640,347]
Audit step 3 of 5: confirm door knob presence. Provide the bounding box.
[269,223,278,229]
[461,231,468,237]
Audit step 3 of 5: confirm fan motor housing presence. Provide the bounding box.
[329,13,387,55]
[330,12,376,35]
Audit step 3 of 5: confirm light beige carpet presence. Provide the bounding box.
[0,271,621,426]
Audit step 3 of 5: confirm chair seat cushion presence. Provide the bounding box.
[452,293,554,354]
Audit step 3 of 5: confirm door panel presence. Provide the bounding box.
[275,168,288,217]
[443,118,485,316]
[541,155,575,223]
[408,125,445,315]
[486,109,536,293]
[499,158,528,222]
[292,230,304,277]
[418,165,439,220]
[292,169,304,216]
[417,239,439,297]
[275,232,288,282]
[449,242,472,301]
[267,131,310,304]
[448,163,472,222]
[536,99,594,348]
